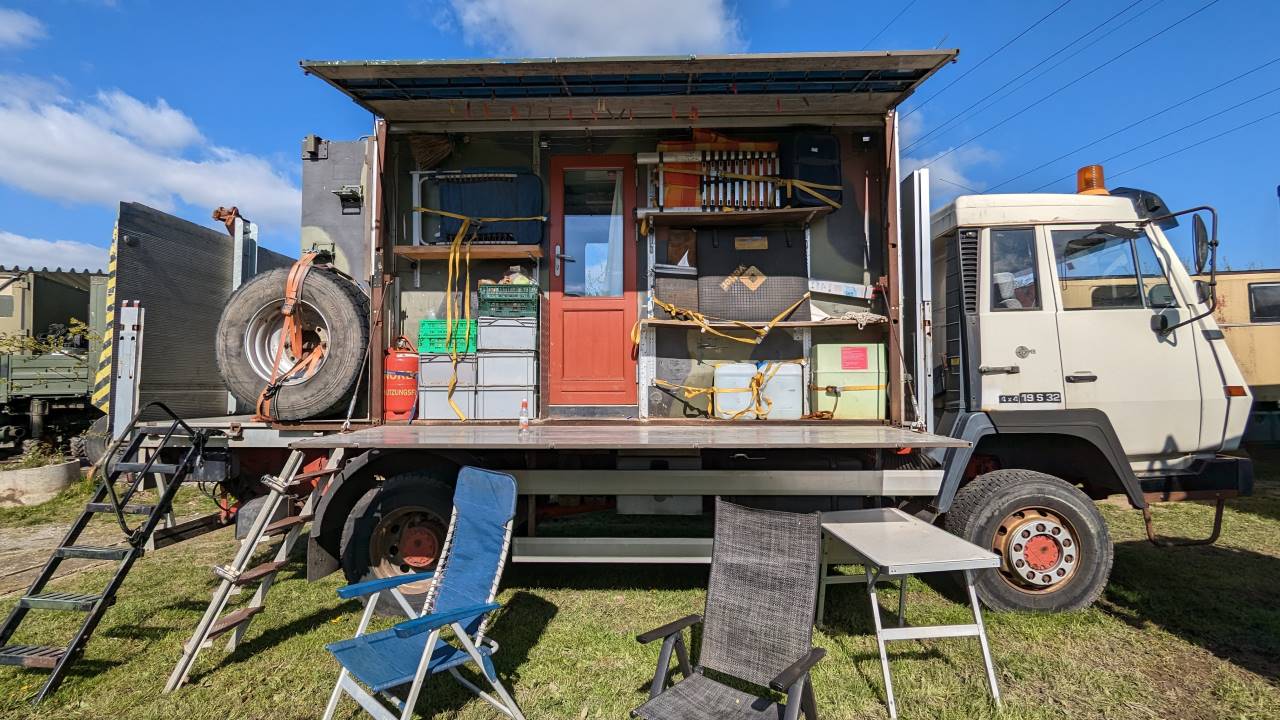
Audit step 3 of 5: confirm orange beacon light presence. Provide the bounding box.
[1076,164,1109,195]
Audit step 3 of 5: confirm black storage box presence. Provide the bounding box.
[781,133,842,208]
[696,227,810,322]
[437,169,544,244]
[653,264,698,319]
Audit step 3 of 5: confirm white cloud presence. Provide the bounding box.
[0,8,44,49]
[900,112,996,207]
[0,75,300,231]
[87,91,204,149]
[444,0,743,56]
[0,230,108,272]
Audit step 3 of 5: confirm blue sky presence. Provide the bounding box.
[0,0,1277,271]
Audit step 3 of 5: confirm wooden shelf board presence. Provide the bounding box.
[642,317,885,329]
[636,206,833,227]
[393,244,543,260]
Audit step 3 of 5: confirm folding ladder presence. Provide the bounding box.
[0,403,211,703]
[164,447,345,692]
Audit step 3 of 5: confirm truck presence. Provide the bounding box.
[80,50,1258,618]
[0,266,108,455]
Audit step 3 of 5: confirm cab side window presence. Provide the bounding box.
[1134,236,1177,308]
[1052,229,1144,310]
[989,228,1040,311]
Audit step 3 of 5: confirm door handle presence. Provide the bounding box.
[978,365,1020,375]
[1066,373,1098,383]
[554,246,575,277]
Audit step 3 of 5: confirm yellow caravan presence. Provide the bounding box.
[1196,269,1280,403]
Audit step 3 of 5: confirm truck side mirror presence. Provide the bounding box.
[1151,309,1180,334]
[1193,214,1209,274]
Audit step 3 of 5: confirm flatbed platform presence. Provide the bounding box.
[289,422,967,451]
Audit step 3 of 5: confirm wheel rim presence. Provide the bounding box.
[242,299,330,386]
[368,506,447,594]
[993,507,1079,591]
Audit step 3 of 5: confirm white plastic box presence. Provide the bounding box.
[417,387,475,420]
[475,386,537,420]
[477,317,537,351]
[419,354,476,387]
[478,351,537,387]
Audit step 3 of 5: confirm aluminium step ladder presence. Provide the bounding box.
[0,403,212,704]
[164,447,345,692]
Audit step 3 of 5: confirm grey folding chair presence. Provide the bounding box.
[322,466,525,720]
[633,498,826,720]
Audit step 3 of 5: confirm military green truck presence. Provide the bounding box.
[0,266,108,455]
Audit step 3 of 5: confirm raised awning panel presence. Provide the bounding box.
[301,51,957,128]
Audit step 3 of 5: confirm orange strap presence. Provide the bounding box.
[254,251,329,420]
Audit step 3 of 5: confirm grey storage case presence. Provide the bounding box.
[478,351,538,387]
[418,387,475,420]
[477,317,538,351]
[475,386,537,420]
[419,354,477,387]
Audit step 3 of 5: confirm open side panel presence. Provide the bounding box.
[899,169,933,430]
[112,203,292,423]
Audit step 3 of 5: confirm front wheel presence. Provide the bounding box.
[339,471,455,615]
[945,469,1113,612]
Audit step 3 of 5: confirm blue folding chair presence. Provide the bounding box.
[322,467,525,720]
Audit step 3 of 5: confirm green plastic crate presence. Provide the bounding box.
[478,299,537,318]
[418,318,477,354]
[477,284,539,302]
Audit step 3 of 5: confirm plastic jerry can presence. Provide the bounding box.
[713,362,758,420]
[761,362,804,420]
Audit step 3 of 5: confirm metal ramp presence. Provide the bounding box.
[164,447,345,693]
[0,403,213,703]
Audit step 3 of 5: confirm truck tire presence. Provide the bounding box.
[945,469,1112,613]
[215,267,368,421]
[340,471,455,615]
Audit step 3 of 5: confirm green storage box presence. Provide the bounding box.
[811,343,887,420]
[418,318,477,354]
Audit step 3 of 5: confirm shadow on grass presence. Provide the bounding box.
[1102,539,1280,680]
[503,562,708,592]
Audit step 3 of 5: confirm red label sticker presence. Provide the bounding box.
[841,346,869,371]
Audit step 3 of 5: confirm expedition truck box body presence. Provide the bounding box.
[113,51,1250,614]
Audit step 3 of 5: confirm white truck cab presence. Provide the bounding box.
[912,167,1255,612]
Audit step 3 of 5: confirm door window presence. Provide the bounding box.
[1249,282,1280,322]
[1134,235,1177,308]
[562,168,624,297]
[1052,229,1144,310]
[989,228,1040,310]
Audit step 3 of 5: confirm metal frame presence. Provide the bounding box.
[819,512,1001,720]
[110,302,143,440]
[322,505,524,720]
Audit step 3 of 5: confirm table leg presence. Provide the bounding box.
[964,570,1001,707]
[897,577,907,628]
[866,567,897,720]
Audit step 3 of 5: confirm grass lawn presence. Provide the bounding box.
[0,453,1278,719]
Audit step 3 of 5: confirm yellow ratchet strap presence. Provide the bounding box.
[633,293,812,346]
[414,207,547,421]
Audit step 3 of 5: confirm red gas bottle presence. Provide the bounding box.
[383,336,418,422]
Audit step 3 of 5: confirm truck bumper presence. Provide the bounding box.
[1139,454,1254,500]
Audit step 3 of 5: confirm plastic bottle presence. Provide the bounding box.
[518,398,530,432]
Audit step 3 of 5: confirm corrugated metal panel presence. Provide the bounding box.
[301,51,958,124]
[114,202,234,420]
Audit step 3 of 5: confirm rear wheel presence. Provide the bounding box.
[945,469,1112,612]
[340,471,454,615]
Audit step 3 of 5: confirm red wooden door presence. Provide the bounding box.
[548,156,638,406]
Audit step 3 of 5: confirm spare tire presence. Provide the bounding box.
[216,267,368,420]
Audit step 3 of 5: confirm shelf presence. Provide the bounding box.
[636,206,834,228]
[642,317,886,329]
[394,244,543,261]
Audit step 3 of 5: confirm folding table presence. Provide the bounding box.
[820,508,1002,719]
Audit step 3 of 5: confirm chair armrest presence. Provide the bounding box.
[768,647,827,692]
[393,602,501,638]
[636,614,702,644]
[336,571,435,599]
